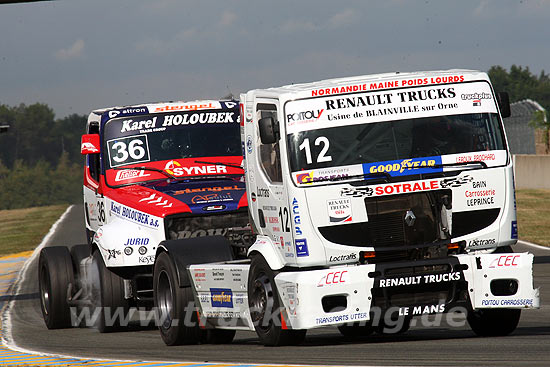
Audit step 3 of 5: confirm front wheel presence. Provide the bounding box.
[248,254,306,346]
[468,308,521,336]
[153,251,201,345]
[38,247,74,329]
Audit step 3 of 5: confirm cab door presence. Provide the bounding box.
[82,121,105,243]
[246,98,295,263]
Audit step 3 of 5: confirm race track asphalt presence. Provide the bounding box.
[7,205,550,366]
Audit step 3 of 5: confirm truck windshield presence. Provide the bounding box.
[285,81,507,185]
[288,113,505,170]
[102,110,242,186]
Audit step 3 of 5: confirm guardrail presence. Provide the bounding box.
[513,154,550,189]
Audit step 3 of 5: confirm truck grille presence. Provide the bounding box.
[319,190,451,248]
[164,210,255,256]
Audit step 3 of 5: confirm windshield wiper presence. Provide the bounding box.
[113,166,177,180]
[304,160,488,185]
[194,160,244,170]
[429,160,487,170]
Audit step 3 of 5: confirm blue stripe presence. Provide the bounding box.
[0,258,29,263]
[0,354,79,363]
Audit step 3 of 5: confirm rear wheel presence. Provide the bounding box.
[154,251,201,345]
[38,247,74,329]
[248,254,306,346]
[468,308,521,336]
[91,251,129,332]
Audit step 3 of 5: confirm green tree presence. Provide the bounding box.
[488,65,550,153]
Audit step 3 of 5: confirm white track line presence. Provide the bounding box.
[2,204,74,353]
[518,240,550,251]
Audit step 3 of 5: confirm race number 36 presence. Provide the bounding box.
[107,135,150,167]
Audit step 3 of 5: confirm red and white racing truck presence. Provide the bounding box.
[39,100,254,341]
[151,70,539,346]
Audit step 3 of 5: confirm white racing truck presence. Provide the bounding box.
[38,100,255,341]
[155,70,539,346]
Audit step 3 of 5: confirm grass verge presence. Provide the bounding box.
[0,204,68,257]
[0,190,548,257]
[516,189,550,247]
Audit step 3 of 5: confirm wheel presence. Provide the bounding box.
[202,329,236,344]
[91,250,129,332]
[38,247,75,329]
[248,254,306,346]
[467,308,521,336]
[153,251,200,345]
[338,322,374,339]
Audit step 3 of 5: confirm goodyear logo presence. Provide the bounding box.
[210,288,233,308]
[363,156,442,177]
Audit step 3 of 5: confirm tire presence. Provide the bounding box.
[70,244,90,270]
[248,254,306,346]
[338,322,374,339]
[468,308,521,336]
[153,251,201,345]
[69,244,90,327]
[38,246,74,329]
[91,251,129,332]
[466,245,521,337]
[202,329,236,344]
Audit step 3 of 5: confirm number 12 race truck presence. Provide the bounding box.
[39,100,254,342]
[150,70,538,347]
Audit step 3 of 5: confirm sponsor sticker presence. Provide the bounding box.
[327,198,352,223]
[468,238,496,247]
[315,312,368,325]
[246,135,253,153]
[489,255,520,268]
[363,156,442,177]
[292,198,303,236]
[481,298,533,307]
[114,169,150,182]
[138,255,155,264]
[123,238,150,246]
[317,270,348,287]
[295,239,309,257]
[153,101,222,112]
[210,288,233,308]
[379,272,461,288]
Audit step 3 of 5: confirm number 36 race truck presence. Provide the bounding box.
[39,100,254,342]
[150,70,538,347]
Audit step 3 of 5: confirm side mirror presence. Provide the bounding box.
[258,116,279,144]
[496,92,511,118]
[81,134,100,154]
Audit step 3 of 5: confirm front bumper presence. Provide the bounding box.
[274,252,539,330]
